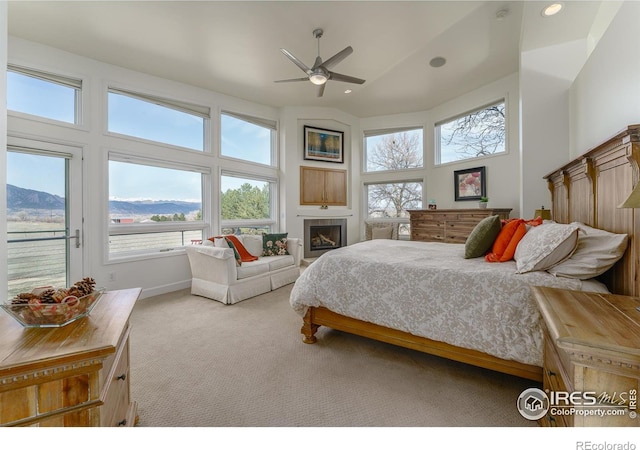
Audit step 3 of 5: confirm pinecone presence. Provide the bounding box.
[39,289,56,304]
[11,293,36,304]
[73,277,96,296]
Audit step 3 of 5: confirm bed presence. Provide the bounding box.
[290,125,640,382]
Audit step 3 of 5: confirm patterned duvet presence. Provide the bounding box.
[289,239,608,366]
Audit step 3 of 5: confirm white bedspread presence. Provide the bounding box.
[289,240,608,366]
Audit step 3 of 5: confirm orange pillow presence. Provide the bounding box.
[485,219,527,262]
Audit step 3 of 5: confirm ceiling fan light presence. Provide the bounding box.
[309,73,328,85]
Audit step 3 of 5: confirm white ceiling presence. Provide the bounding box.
[7,1,605,118]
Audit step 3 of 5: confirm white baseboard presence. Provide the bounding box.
[139,279,191,299]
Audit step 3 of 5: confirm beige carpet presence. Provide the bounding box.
[129,283,539,427]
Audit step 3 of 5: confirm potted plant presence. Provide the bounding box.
[479,196,489,209]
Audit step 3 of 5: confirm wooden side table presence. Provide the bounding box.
[0,288,141,426]
[531,286,640,427]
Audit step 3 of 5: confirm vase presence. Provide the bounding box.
[479,202,487,209]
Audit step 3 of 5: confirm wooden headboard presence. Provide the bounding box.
[544,125,640,296]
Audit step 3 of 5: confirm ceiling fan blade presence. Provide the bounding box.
[322,46,353,70]
[274,77,309,83]
[280,48,311,75]
[317,83,326,98]
[328,71,366,85]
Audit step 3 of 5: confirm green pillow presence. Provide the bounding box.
[262,233,289,256]
[464,215,501,259]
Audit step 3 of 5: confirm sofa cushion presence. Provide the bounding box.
[237,259,270,280]
[267,255,295,271]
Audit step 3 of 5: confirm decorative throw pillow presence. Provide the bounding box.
[213,237,227,248]
[262,233,289,256]
[464,215,502,259]
[485,219,527,262]
[225,235,259,262]
[547,223,628,279]
[372,226,393,240]
[514,223,580,273]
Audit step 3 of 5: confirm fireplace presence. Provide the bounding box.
[304,219,347,258]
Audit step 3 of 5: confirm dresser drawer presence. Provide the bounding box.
[101,337,131,426]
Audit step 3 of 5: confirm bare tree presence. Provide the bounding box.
[367,132,422,217]
[443,102,505,159]
[368,132,422,171]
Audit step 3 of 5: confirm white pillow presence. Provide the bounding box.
[214,237,227,248]
[547,223,628,279]
[242,235,264,257]
[514,223,579,273]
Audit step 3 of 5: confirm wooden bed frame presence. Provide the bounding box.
[300,125,640,382]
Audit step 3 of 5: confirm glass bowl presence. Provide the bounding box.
[1,288,105,328]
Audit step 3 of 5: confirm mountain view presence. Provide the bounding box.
[6,184,201,219]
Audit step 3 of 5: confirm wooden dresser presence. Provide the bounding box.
[408,208,511,243]
[532,286,640,427]
[0,288,140,427]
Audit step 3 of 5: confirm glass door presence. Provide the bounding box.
[6,138,83,298]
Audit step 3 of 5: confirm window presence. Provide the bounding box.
[108,156,208,257]
[7,65,81,124]
[365,181,422,238]
[220,173,275,235]
[221,112,277,166]
[107,88,208,151]
[436,100,506,165]
[364,127,423,172]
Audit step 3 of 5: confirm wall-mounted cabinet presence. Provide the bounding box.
[300,166,347,206]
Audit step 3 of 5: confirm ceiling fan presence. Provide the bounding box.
[275,28,366,97]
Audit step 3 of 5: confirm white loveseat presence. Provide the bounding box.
[185,235,302,305]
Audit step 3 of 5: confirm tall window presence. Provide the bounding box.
[107,88,208,151]
[108,156,208,257]
[221,112,277,166]
[362,127,424,238]
[364,128,423,172]
[220,173,275,235]
[7,65,81,124]
[436,100,506,165]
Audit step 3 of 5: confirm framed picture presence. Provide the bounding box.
[304,126,344,163]
[454,166,486,201]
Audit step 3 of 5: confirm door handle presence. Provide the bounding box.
[66,229,81,248]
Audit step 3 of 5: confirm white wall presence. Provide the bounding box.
[570,0,640,156]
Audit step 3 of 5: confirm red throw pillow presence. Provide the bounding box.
[485,219,527,262]
[224,235,259,263]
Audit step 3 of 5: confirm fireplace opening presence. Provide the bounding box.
[304,219,347,258]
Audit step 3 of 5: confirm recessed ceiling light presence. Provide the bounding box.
[344,89,352,94]
[429,57,446,68]
[542,3,563,17]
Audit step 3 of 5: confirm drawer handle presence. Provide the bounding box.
[117,419,127,427]
[546,369,556,377]
[116,373,127,381]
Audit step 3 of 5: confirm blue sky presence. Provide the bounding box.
[7,71,270,201]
